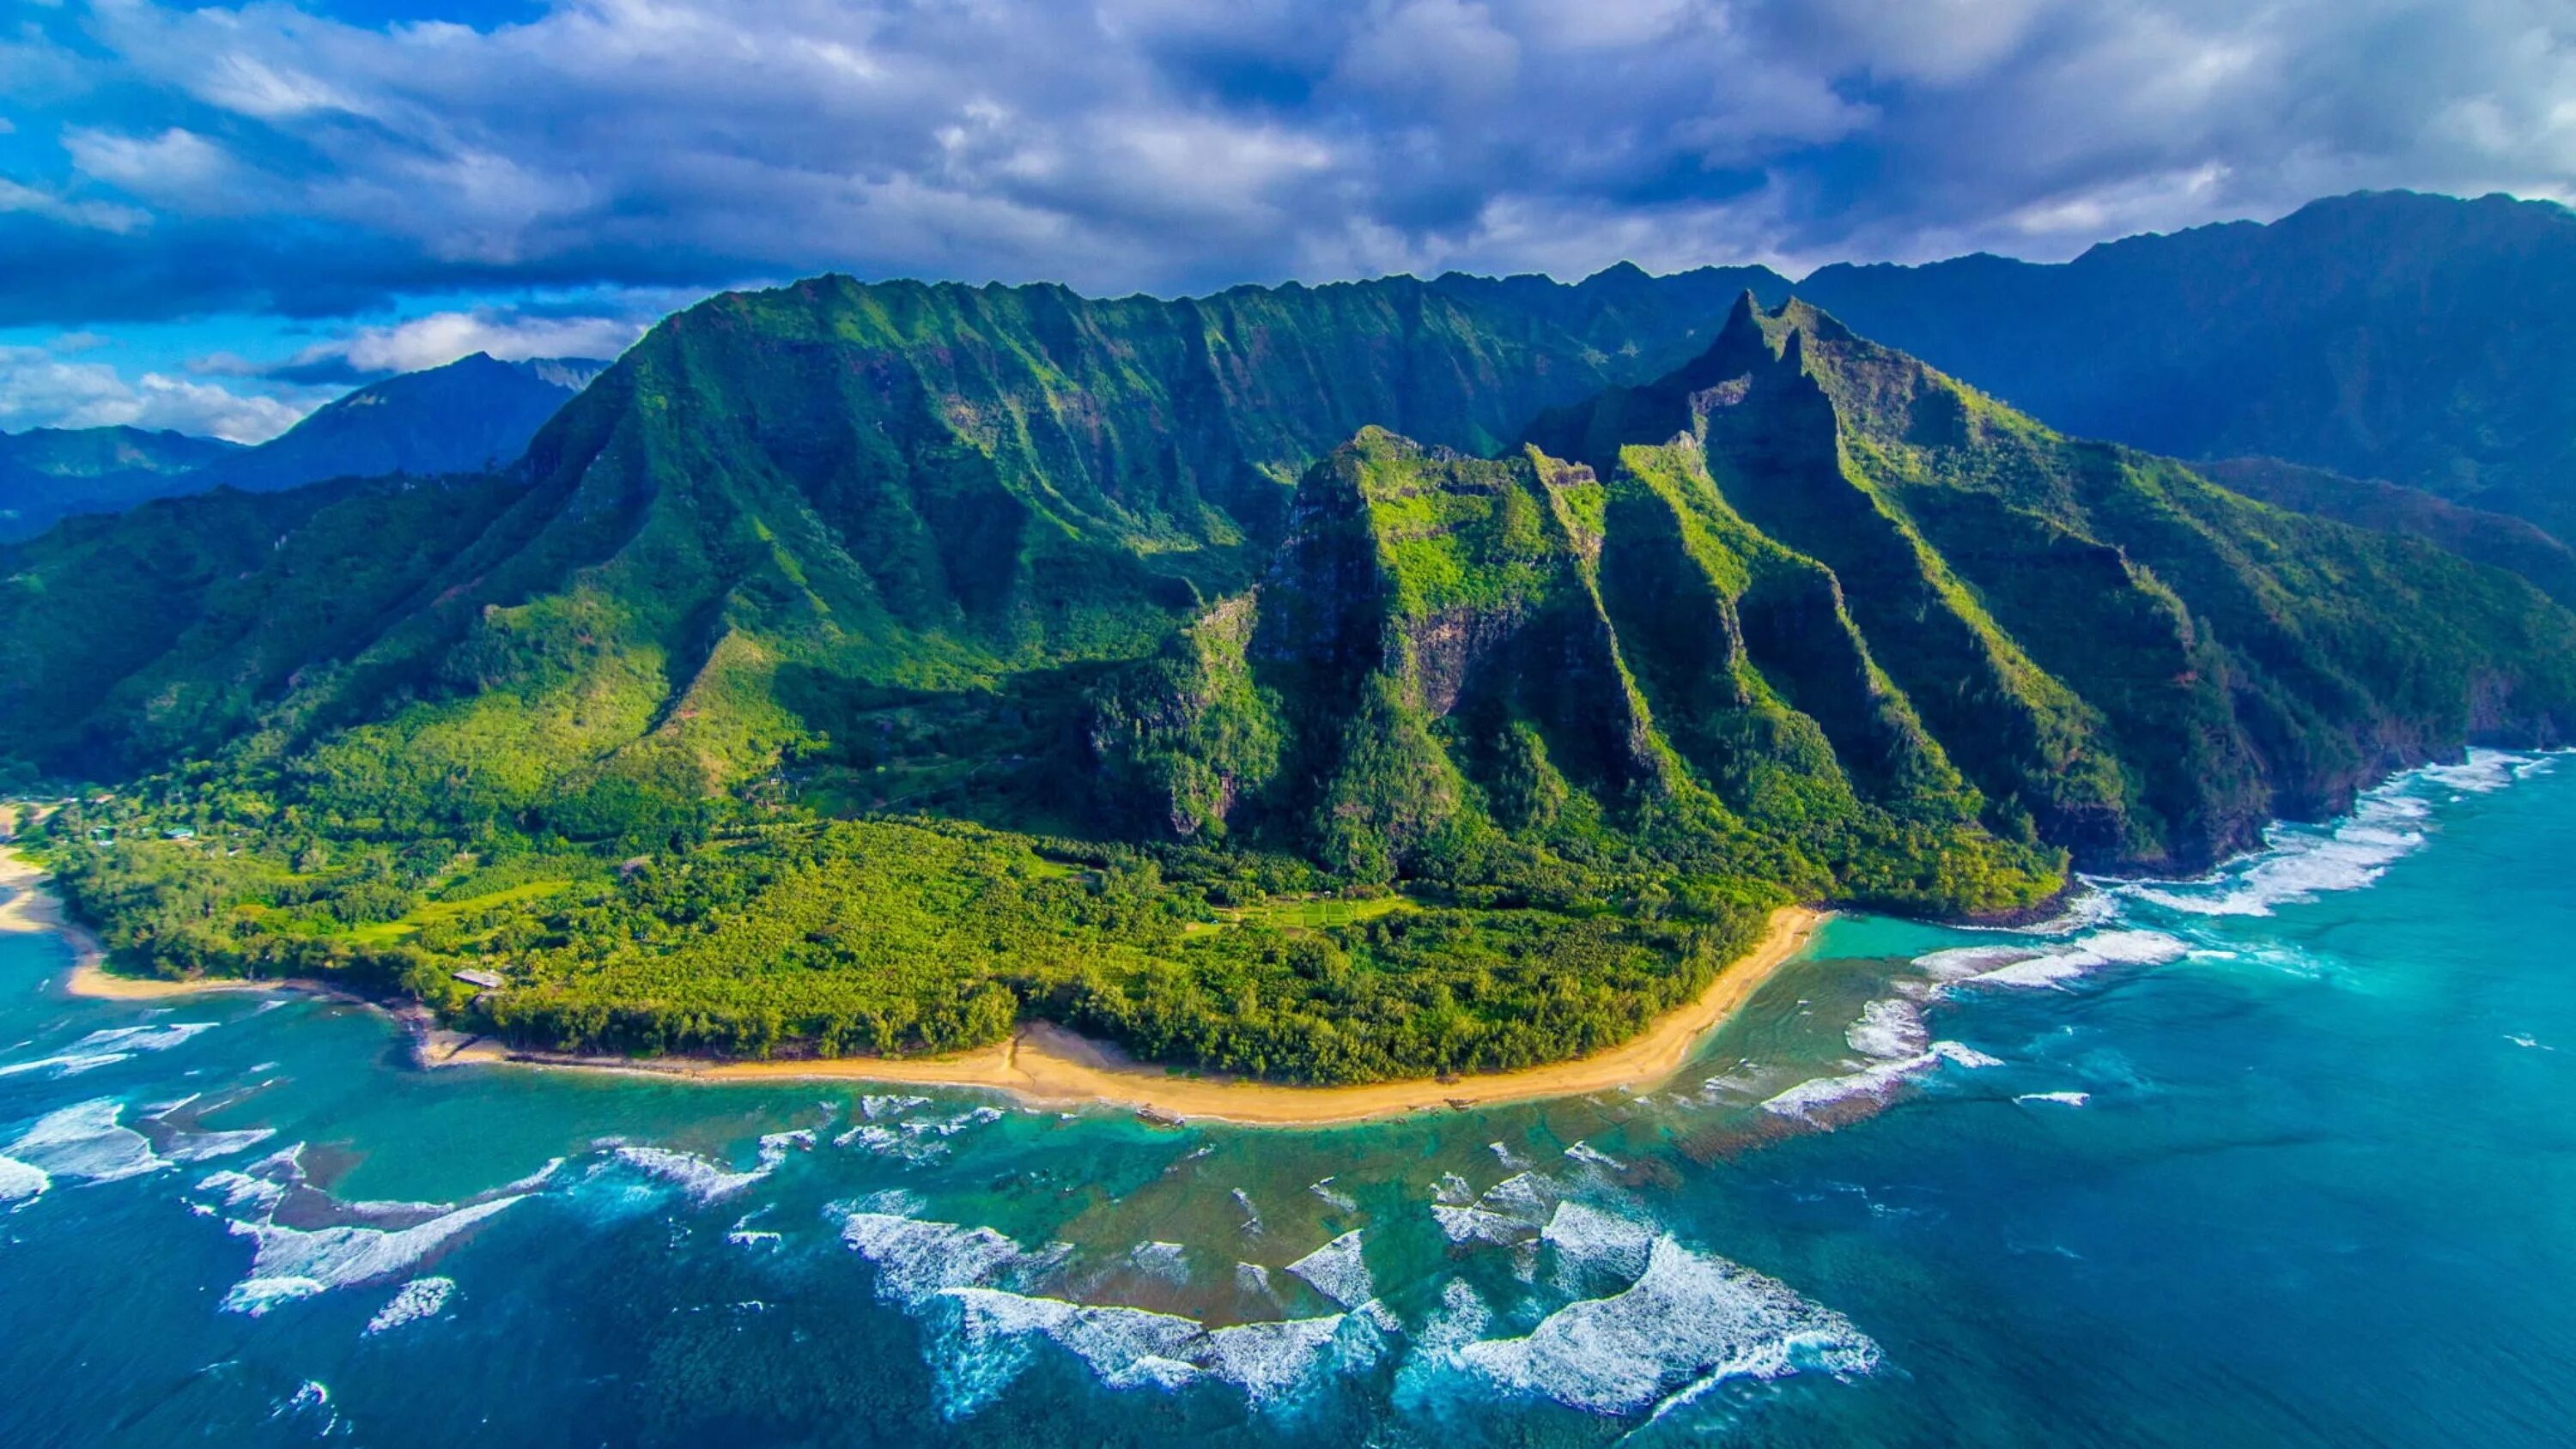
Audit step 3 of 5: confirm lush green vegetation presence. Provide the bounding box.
[5,279,2571,1083]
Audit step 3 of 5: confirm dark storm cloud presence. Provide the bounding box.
[0,0,2567,409]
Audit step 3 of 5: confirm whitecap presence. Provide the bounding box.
[223,1196,524,1315]
[838,1203,1365,1416]
[1563,1142,1625,1172]
[840,1211,1056,1304]
[1760,1041,1999,1122]
[1284,1229,1372,1309]
[364,1276,455,1335]
[1846,998,1929,1060]
[0,1154,48,1204]
[164,1126,278,1163]
[931,1287,1364,1416]
[1917,930,2189,992]
[2124,787,2435,919]
[1130,1240,1189,1282]
[68,1022,218,1054]
[5,1099,167,1182]
[614,1143,779,1203]
[1446,1236,1877,1415]
[2014,1091,2090,1106]
[1540,1201,1656,1284]
[1308,1176,1357,1212]
[0,1052,132,1079]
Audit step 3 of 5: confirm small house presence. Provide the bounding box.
[453,968,507,991]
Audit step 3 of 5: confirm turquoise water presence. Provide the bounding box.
[5,751,2573,1446]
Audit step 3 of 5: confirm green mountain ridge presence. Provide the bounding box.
[7,278,2570,1082]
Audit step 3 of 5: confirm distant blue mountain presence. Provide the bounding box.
[1795,190,2576,540]
[0,352,605,541]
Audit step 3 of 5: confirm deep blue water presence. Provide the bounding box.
[3,751,2571,1446]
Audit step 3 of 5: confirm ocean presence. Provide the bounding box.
[3,749,2571,1446]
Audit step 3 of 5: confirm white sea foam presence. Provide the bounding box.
[0,1022,216,1077]
[1535,1204,1659,1282]
[68,1022,219,1054]
[614,1142,787,1203]
[1563,1142,1625,1173]
[1447,1236,1878,1415]
[2124,787,2433,918]
[2014,1091,2091,1107]
[2421,750,2522,794]
[1433,1171,1556,1245]
[363,1276,455,1335]
[840,1203,1364,1416]
[1130,1240,1188,1282]
[198,1167,290,1212]
[860,1094,931,1119]
[0,1052,132,1078]
[1761,1041,2000,1122]
[840,1211,1057,1302]
[0,1154,48,1204]
[931,1287,1364,1416]
[1285,1229,1373,1308]
[1846,999,1929,1060]
[1432,1204,1533,1245]
[164,1126,278,1163]
[1432,1172,1473,1205]
[1308,1176,1357,1212]
[223,1197,523,1315]
[1914,930,2190,992]
[5,1099,167,1182]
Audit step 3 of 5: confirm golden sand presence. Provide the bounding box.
[4,837,1825,1126]
[465,906,1827,1126]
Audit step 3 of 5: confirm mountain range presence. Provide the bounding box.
[0,353,606,542]
[8,191,2573,1082]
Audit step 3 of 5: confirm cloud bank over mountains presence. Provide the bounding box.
[2,0,2571,434]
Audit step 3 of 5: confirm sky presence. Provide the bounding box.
[3,0,2572,441]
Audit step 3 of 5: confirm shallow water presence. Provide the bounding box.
[5,750,2573,1446]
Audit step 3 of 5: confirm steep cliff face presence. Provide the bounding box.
[8,284,2571,905]
[1522,294,2576,870]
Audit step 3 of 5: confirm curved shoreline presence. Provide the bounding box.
[434,905,1826,1125]
[6,838,1825,1125]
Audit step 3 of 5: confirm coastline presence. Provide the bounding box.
[0,845,307,1001]
[9,836,1825,1124]
[427,905,1827,1125]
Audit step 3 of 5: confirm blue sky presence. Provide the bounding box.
[4,0,2571,440]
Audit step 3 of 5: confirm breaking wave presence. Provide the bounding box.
[1441,1234,1878,1415]
[364,1277,456,1335]
[836,1202,1370,1417]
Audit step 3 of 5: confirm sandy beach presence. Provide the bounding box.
[9,833,1824,1124]
[435,905,1828,1125]
[1,844,302,1000]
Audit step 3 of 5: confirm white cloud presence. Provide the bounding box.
[0,346,320,442]
[1,0,2570,315]
[293,306,649,375]
[0,177,150,234]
